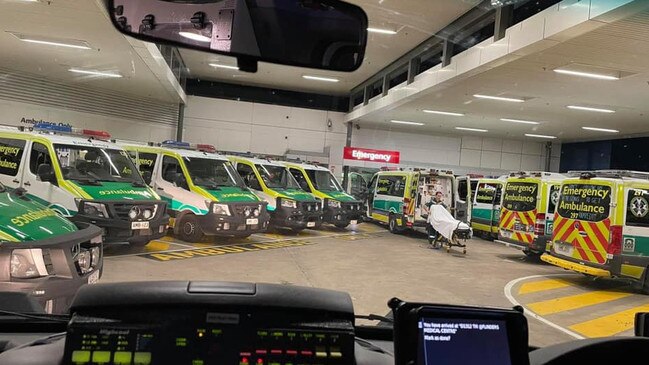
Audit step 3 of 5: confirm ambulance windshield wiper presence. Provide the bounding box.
[131,181,147,188]
[73,177,102,186]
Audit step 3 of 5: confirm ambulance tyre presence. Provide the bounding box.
[388,215,399,234]
[523,249,541,258]
[640,267,649,295]
[129,238,151,247]
[178,214,204,243]
[335,223,349,229]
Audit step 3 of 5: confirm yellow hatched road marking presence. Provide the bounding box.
[570,304,649,337]
[527,291,632,315]
[518,279,572,295]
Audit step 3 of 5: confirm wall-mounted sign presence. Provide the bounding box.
[343,146,400,164]
[20,117,72,128]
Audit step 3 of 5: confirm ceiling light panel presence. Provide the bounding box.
[455,127,487,132]
[302,75,339,82]
[567,105,615,113]
[423,110,464,116]
[525,134,556,139]
[391,120,424,126]
[473,94,525,103]
[500,118,540,125]
[581,127,619,133]
[69,68,122,78]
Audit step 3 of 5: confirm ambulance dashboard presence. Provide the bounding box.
[0,281,648,365]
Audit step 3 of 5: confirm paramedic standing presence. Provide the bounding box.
[427,191,448,210]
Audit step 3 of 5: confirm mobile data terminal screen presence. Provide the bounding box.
[417,316,511,365]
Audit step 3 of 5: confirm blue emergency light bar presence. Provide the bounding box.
[161,140,191,148]
[33,123,111,140]
[34,123,73,133]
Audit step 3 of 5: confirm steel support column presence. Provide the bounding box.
[176,103,185,141]
[342,122,353,189]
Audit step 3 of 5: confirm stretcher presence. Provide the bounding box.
[427,205,472,254]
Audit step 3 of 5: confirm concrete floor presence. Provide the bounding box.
[100,223,646,347]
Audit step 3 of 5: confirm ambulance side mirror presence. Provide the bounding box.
[245,174,261,190]
[141,171,152,185]
[37,164,57,186]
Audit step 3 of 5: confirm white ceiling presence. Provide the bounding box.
[181,0,479,95]
[0,0,180,103]
[356,10,649,141]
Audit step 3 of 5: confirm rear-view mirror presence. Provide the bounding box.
[108,0,368,72]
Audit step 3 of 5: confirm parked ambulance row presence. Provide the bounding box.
[0,123,363,311]
[364,168,649,293]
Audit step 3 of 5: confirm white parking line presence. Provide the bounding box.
[504,274,585,340]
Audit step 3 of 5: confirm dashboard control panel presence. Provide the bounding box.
[62,281,356,365]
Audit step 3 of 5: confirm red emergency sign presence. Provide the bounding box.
[343,147,400,164]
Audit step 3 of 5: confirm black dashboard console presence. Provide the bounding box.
[62,281,356,365]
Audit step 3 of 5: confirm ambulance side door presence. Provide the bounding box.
[22,140,72,214]
[455,176,471,223]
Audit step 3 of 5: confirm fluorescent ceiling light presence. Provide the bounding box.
[525,134,556,139]
[367,27,397,35]
[209,63,239,70]
[554,69,619,80]
[582,127,619,133]
[391,120,424,126]
[567,105,615,113]
[8,31,91,49]
[302,75,339,82]
[500,118,540,125]
[423,110,464,116]
[68,68,122,78]
[473,94,525,103]
[455,127,487,132]
[178,31,212,42]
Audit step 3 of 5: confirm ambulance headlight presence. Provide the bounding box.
[212,203,231,216]
[75,250,92,274]
[11,249,48,279]
[90,246,101,267]
[281,199,297,209]
[142,208,153,219]
[82,202,109,218]
[253,208,260,217]
[328,200,341,208]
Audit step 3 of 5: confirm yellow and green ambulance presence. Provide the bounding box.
[0,182,103,313]
[284,161,362,229]
[542,170,649,292]
[123,141,270,241]
[229,156,322,231]
[365,169,468,233]
[496,171,565,256]
[471,176,506,239]
[0,124,168,247]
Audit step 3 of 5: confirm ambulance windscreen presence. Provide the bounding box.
[557,183,611,222]
[502,182,537,212]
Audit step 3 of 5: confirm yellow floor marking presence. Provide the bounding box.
[144,240,171,252]
[569,303,649,337]
[518,279,572,295]
[528,291,632,315]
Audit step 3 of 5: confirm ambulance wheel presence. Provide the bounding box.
[523,249,541,258]
[388,215,400,234]
[335,223,349,229]
[178,214,204,243]
[129,238,150,247]
[640,268,649,295]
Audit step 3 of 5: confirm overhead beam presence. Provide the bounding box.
[348,0,496,103]
[494,4,514,41]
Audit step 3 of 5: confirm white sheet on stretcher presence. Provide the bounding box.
[427,205,470,241]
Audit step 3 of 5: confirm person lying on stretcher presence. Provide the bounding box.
[425,192,470,246]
